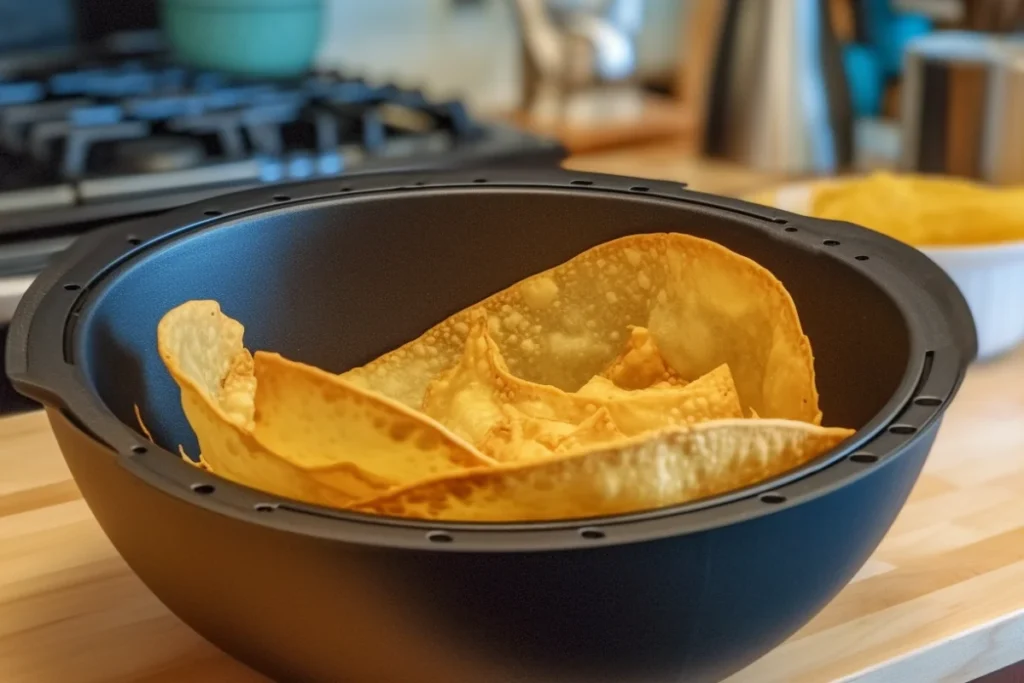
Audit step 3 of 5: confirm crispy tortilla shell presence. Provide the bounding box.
[342,233,820,424]
[355,419,854,522]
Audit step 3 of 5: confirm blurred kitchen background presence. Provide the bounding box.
[5,1,1023,166]
[1,0,1023,414]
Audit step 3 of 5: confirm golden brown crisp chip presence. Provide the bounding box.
[551,407,625,454]
[477,406,578,463]
[342,233,820,423]
[162,225,850,522]
[787,172,1024,247]
[252,352,494,486]
[353,419,855,522]
[157,300,256,428]
[598,326,687,389]
[575,375,632,402]
[159,301,492,504]
[159,301,370,505]
[420,314,743,459]
[477,405,629,463]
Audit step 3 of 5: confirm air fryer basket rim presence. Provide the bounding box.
[6,168,975,551]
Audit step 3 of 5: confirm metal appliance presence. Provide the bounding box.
[701,0,854,175]
[512,0,644,117]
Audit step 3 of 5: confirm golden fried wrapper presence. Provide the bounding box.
[253,351,493,485]
[159,302,360,505]
[162,227,851,522]
[586,364,742,436]
[342,233,820,423]
[598,326,687,389]
[158,300,256,428]
[808,172,1024,247]
[420,314,743,460]
[354,419,854,522]
[478,406,627,463]
[158,301,492,504]
[551,408,625,454]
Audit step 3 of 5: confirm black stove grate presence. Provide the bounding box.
[0,54,564,239]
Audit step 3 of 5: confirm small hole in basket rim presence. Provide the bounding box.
[426,530,454,543]
[760,493,787,505]
[850,453,878,464]
[126,236,142,246]
[254,503,275,513]
[889,424,917,435]
[63,283,81,291]
[784,226,798,233]
[629,185,650,192]
[273,195,290,202]
[571,179,593,186]
[131,445,147,455]
[823,239,841,247]
[914,396,942,407]
[204,209,222,216]
[473,178,488,183]
[191,483,215,495]
[855,255,870,261]
[579,527,606,540]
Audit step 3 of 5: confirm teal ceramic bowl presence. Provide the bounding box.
[161,0,325,78]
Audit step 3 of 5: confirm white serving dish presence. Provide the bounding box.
[749,180,1024,361]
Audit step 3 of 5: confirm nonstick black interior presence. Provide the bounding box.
[7,171,975,683]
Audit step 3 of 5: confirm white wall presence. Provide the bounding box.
[316,0,687,114]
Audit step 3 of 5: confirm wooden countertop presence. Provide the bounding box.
[564,138,785,197]
[4,146,1024,682]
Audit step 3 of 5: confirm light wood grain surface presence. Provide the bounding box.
[2,345,1023,683]
[563,138,785,197]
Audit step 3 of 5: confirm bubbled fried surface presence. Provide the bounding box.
[342,233,821,425]
[355,419,853,522]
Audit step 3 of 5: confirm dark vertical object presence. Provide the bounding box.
[852,0,872,43]
[76,0,159,43]
[700,0,740,159]
[917,61,950,174]
[820,0,855,169]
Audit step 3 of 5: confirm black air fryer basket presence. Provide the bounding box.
[6,169,975,683]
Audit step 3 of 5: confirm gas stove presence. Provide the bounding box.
[0,53,566,413]
[0,57,563,237]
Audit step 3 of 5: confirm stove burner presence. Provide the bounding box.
[0,55,563,239]
[113,136,207,173]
